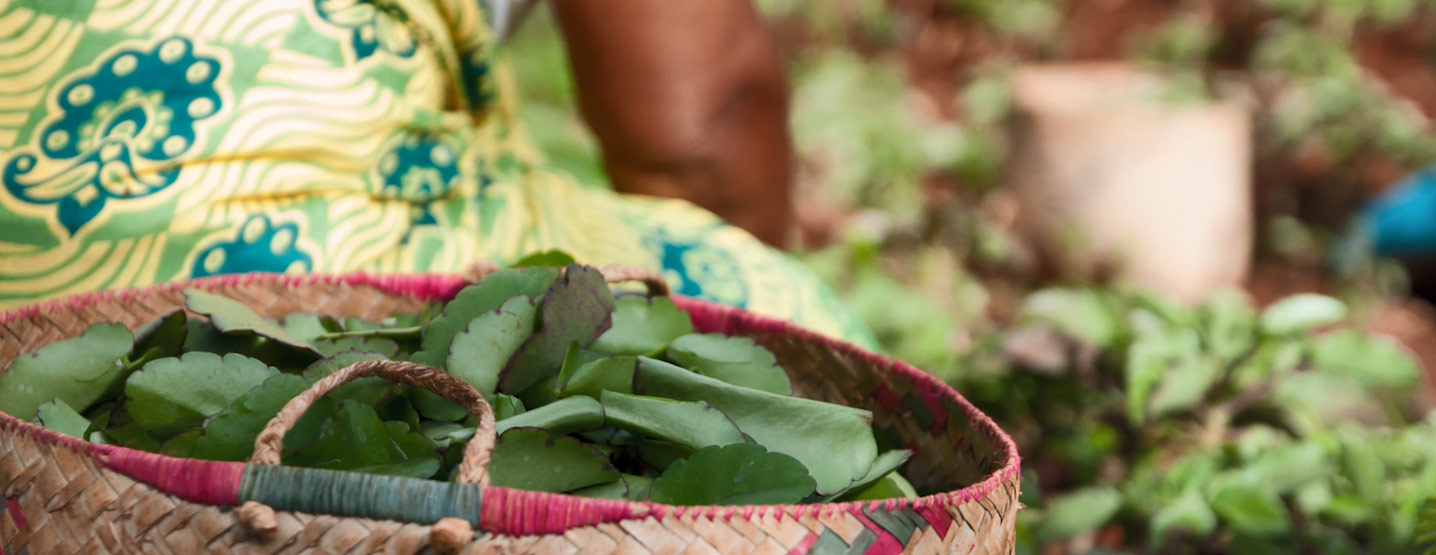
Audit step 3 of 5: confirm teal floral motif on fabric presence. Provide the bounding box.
[192,215,314,278]
[644,229,750,308]
[2,36,222,236]
[377,133,461,242]
[313,0,420,61]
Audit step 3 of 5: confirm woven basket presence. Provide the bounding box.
[0,273,1021,554]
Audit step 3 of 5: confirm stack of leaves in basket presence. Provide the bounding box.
[0,262,915,505]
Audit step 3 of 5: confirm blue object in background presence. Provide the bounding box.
[1356,168,1436,256]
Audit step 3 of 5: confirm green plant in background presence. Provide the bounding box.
[993,288,1436,552]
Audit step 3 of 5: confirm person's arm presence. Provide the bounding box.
[552,0,794,247]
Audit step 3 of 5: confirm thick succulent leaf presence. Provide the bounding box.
[822,449,913,501]
[412,267,561,367]
[598,391,746,449]
[649,443,816,505]
[285,400,391,469]
[500,265,615,393]
[633,357,877,495]
[557,355,637,399]
[488,427,618,493]
[184,290,321,354]
[193,374,313,461]
[302,351,400,406]
[493,395,605,436]
[35,398,92,439]
[447,296,537,395]
[314,336,400,358]
[839,472,917,502]
[124,352,278,436]
[665,334,791,395]
[279,313,334,344]
[0,322,133,420]
[411,387,469,422]
[637,440,695,471]
[590,296,694,356]
[130,311,187,365]
[510,250,577,267]
[160,430,202,458]
[570,474,654,501]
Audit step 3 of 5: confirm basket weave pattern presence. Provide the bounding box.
[0,273,1020,554]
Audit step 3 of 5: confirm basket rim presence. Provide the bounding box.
[0,271,1021,536]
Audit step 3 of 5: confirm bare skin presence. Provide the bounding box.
[553,0,795,247]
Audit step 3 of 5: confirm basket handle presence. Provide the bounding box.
[239,360,495,550]
[248,359,497,486]
[464,261,671,297]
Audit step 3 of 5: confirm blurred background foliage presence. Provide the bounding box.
[503,1,1436,552]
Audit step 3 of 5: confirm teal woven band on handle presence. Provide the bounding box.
[238,465,484,526]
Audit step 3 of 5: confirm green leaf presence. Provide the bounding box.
[285,400,391,469]
[637,439,694,471]
[1341,430,1387,506]
[412,267,561,367]
[490,393,526,420]
[447,296,537,395]
[35,398,91,439]
[130,311,187,365]
[590,296,694,356]
[420,421,472,445]
[570,474,654,501]
[376,420,441,479]
[823,449,913,501]
[500,265,615,393]
[1036,487,1123,542]
[1019,288,1121,347]
[1151,489,1217,539]
[0,322,133,420]
[598,391,746,449]
[411,388,468,422]
[665,334,792,395]
[1310,330,1420,388]
[510,249,577,267]
[102,407,161,452]
[354,458,442,480]
[279,313,335,344]
[301,351,400,406]
[488,427,618,493]
[1258,294,1347,335]
[1198,289,1256,360]
[314,336,400,358]
[159,430,202,458]
[493,395,605,436]
[840,472,917,501]
[184,289,321,354]
[1149,356,1220,417]
[557,355,636,398]
[124,352,278,436]
[649,443,816,506]
[1124,330,1200,424]
[633,357,877,495]
[1209,481,1290,535]
[193,374,313,461]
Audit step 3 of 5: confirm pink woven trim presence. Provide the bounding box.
[478,486,651,535]
[0,412,243,506]
[0,272,470,326]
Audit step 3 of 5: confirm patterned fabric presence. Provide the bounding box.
[0,0,874,346]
